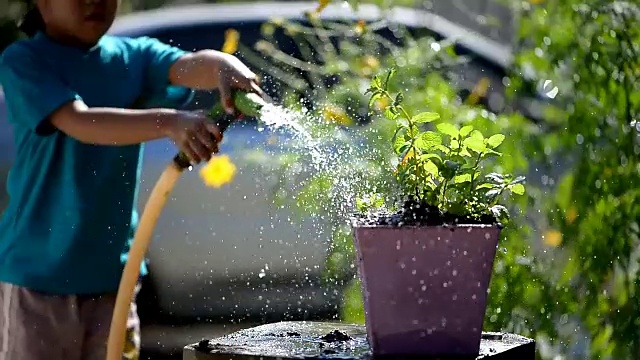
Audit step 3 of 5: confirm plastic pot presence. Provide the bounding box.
[352,224,501,356]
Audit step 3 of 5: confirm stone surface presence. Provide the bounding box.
[183,321,535,360]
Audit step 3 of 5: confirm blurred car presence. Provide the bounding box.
[0,2,548,357]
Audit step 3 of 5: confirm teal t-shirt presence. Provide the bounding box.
[0,33,193,294]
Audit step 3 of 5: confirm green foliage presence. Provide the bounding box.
[492,1,640,358]
[364,68,525,221]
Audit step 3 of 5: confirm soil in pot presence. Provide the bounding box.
[351,198,501,357]
[353,198,499,228]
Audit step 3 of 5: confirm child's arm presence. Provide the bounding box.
[169,51,262,113]
[0,44,221,163]
[135,37,263,114]
[50,101,177,144]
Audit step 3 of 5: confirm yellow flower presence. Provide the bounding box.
[529,0,544,4]
[374,97,390,112]
[314,0,331,14]
[542,229,562,247]
[355,20,366,35]
[466,77,491,105]
[322,104,354,126]
[357,55,380,77]
[565,207,578,224]
[200,154,237,188]
[222,29,240,54]
[401,148,415,166]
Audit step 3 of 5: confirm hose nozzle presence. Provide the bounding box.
[173,91,267,169]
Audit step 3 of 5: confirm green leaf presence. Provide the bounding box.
[372,75,382,89]
[384,107,398,120]
[383,68,396,89]
[486,173,505,183]
[486,134,506,148]
[454,173,472,184]
[436,123,459,138]
[367,93,381,109]
[483,149,502,157]
[460,147,472,157]
[415,131,442,150]
[412,112,440,124]
[463,136,487,153]
[396,118,409,128]
[459,125,474,137]
[390,127,403,148]
[436,144,451,154]
[441,160,461,178]
[510,183,525,195]
[476,183,496,189]
[490,205,510,224]
[394,93,404,106]
[486,189,502,198]
[420,153,443,162]
[424,180,437,190]
[394,133,409,154]
[424,161,439,177]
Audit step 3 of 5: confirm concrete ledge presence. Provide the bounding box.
[184,321,535,360]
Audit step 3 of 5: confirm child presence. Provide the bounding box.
[0,0,263,359]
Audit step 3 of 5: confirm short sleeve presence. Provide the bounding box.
[0,43,81,135]
[134,36,194,108]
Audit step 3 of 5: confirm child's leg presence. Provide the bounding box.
[79,283,141,360]
[0,282,83,360]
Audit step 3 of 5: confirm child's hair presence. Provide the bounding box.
[18,6,45,38]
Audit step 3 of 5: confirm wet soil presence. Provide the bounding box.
[352,198,497,227]
[320,330,353,343]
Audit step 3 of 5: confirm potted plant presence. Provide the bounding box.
[352,68,526,357]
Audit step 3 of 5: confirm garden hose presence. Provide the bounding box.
[106,92,266,360]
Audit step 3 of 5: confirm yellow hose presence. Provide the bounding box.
[106,162,184,360]
[106,91,266,360]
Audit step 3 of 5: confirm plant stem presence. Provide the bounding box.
[255,40,325,73]
[238,43,308,90]
[398,104,421,198]
[469,152,483,196]
[441,182,448,205]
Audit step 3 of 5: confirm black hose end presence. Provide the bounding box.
[172,113,238,170]
[173,153,192,170]
[215,113,237,134]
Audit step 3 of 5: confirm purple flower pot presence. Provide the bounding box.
[352,224,501,357]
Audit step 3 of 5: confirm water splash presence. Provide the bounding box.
[254,102,388,223]
[259,104,328,165]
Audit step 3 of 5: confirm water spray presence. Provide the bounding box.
[106,91,267,360]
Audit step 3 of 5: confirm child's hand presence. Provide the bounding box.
[166,110,223,164]
[216,53,264,114]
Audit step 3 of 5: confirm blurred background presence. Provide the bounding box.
[0,0,638,359]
